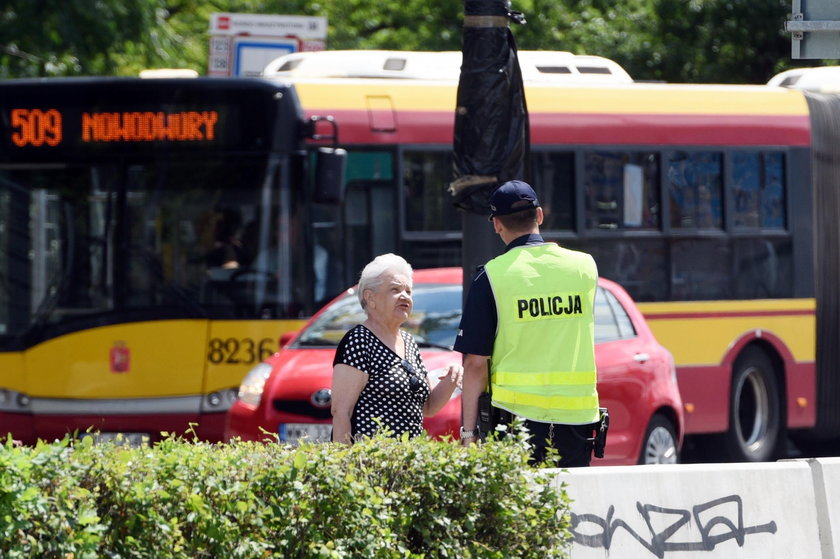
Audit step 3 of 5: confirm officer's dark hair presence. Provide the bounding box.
[496,207,538,233]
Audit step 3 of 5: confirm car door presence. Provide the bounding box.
[594,285,657,464]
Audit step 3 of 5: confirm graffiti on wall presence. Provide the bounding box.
[571,494,777,558]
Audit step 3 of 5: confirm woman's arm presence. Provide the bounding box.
[423,363,463,417]
[331,364,368,443]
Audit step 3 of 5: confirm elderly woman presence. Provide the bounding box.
[331,253,462,443]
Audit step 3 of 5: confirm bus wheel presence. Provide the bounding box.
[638,414,679,464]
[723,346,783,462]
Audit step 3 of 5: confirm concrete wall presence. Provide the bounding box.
[549,458,839,558]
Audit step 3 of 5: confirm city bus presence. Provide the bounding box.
[5,54,840,462]
[261,50,840,462]
[0,77,345,444]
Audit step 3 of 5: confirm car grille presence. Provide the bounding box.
[272,399,332,420]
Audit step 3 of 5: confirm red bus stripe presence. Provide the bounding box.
[529,113,811,146]
[644,309,815,320]
[308,109,811,147]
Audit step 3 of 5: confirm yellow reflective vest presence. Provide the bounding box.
[484,242,600,424]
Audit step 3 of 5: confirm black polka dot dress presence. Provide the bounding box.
[333,324,431,439]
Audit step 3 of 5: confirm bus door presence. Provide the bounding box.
[322,149,397,293]
[334,178,398,292]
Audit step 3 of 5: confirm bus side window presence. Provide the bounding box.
[732,151,786,230]
[530,151,574,231]
[667,151,723,230]
[584,151,660,231]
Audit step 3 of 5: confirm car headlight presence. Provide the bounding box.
[237,363,273,408]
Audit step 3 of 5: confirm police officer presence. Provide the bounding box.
[456,180,601,466]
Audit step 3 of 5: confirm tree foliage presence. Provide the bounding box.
[0,0,821,83]
[511,0,804,83]
[1,0,157,78]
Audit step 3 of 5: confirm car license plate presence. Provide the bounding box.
[279,423,332,445]
[80,432,150,446]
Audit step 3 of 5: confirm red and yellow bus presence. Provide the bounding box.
[3,53,839,462]
[0,77,345,443]
[269,51,838,462]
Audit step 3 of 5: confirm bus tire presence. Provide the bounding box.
[638,414,679,464]
[723,346,784,462]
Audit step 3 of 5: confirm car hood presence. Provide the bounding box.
[265,347,462,393]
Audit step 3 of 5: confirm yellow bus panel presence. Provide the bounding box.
[637,299,816,366]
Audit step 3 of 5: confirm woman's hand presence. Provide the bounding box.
[438,364,463,389]
[424,364,463,417]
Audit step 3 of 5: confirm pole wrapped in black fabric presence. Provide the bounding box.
[449,0,529,215]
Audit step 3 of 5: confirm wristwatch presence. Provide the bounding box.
[460,426,478,439]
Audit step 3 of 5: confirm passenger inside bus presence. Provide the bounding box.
[204,206,246,269]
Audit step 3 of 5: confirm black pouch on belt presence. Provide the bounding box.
[478,392,494,441]
[593,407,610,458]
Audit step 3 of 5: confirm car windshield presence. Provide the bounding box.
[294,284,462,349]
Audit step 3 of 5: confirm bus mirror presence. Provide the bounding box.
[314,147,347,204]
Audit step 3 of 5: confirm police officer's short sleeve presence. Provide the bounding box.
[454,268,496,356]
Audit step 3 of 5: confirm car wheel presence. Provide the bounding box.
[638,414,679,464]
[722,346,783,462]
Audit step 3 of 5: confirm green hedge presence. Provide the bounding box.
[0,432,571,558]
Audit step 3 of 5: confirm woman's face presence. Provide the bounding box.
[365,270,413,325]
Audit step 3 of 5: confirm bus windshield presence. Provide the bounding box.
[0,78,331,354]
[0,153,313,347]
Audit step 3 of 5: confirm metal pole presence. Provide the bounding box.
[452,0,528,293]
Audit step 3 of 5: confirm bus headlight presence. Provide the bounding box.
[202,388,239,412]
[237,363,273,408]
[0,388,31,412]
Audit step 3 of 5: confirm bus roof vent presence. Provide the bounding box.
[576,66,612,75]
[768,66,840,93]
[536,66,572,74]
[263,50,633,84]
[276,58,303,72]
[383,58,407,71]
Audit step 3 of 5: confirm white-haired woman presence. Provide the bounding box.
[331,253,462,443]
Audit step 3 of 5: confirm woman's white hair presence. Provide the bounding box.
[358,253,413,310]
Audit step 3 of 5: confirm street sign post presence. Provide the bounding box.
[208,13,327,77]
[786,0,840,59]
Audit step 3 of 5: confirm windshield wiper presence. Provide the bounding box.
[296,336,338,347]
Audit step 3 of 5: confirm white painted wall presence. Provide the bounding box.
[550,460,831,558]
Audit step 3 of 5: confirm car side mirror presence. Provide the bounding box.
[279,331,298,348]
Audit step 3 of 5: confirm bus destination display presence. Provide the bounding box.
[10,108,220,148]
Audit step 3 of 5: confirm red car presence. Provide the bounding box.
[225,268,684,465]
